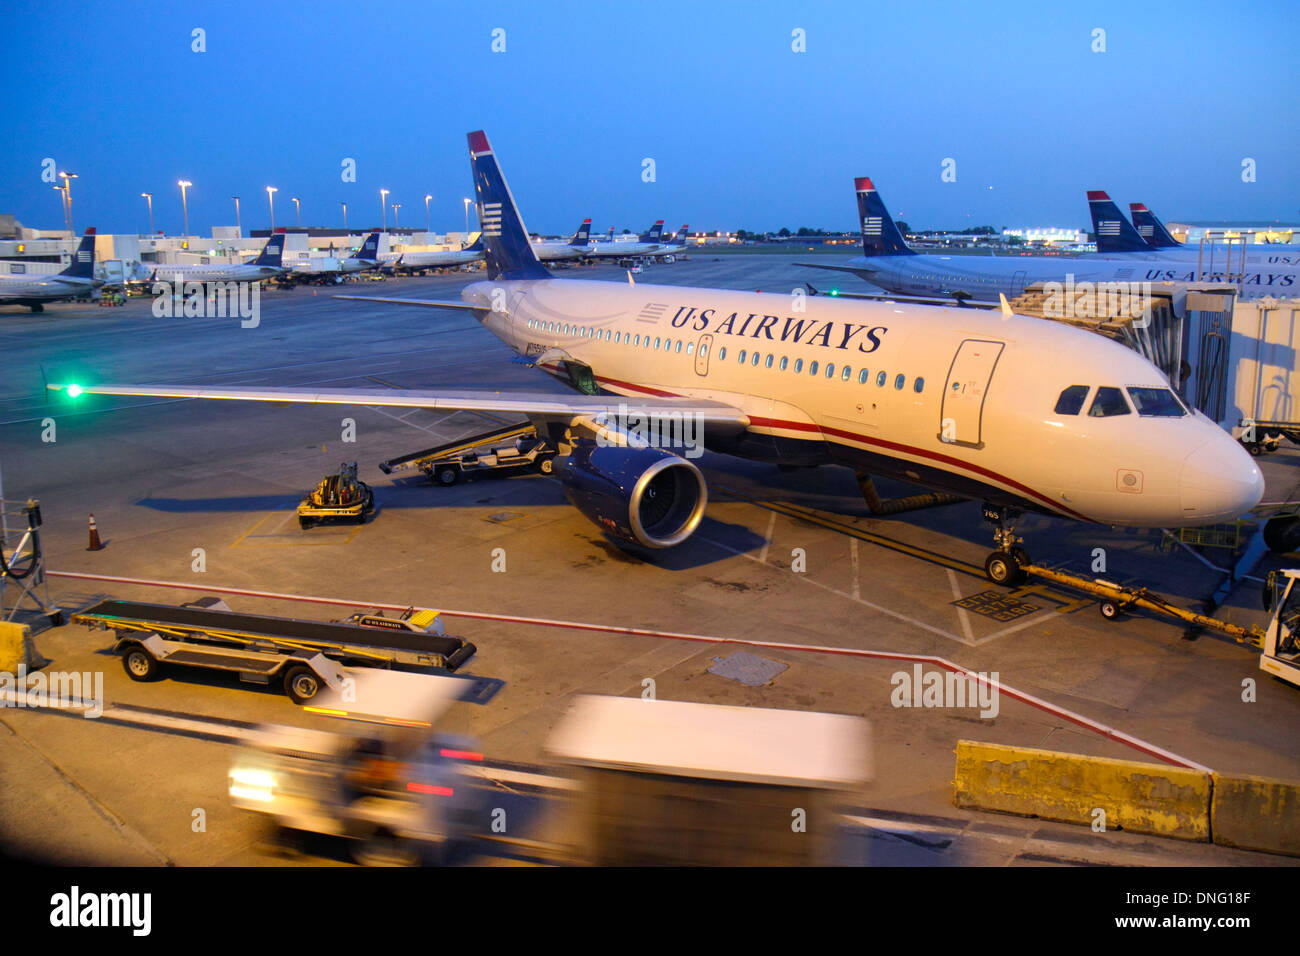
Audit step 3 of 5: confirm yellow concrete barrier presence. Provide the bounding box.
[0,621,43,674]
[1211,772,1300,857]
[954,740,1210,841]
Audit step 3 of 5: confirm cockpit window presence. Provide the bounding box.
[1088,386,1131,417]
[1126,387,1186,417]
[1054,385,1089,415]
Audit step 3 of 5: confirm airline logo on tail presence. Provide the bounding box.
[863,216,883,236]
[481,202,504,237]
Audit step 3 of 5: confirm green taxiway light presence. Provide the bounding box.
[66,384,83,398]
[830,289,839,296]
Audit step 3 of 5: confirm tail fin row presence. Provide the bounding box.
[640,220,665,244]
[59,228,97,278]
[570,219,592,246]
[1129,202,1181,248]
[1087,191,1150,253]
[353,230,381,261]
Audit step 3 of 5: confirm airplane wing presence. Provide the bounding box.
[795,261,878,274]
[334,295,485,311]
[46,382,751,429]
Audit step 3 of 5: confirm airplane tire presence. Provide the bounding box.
[985,551,1024,586]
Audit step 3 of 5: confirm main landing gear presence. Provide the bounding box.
[982,504,1030,586]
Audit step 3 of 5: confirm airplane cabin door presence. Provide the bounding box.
[939,339,1004,448]
[695,334,713,376]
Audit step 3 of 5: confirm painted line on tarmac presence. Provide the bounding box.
[45,570,1209,770]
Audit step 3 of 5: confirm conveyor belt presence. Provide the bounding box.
[379,422,535,474]
[75,599,468,658]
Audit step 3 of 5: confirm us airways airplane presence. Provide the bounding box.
[0,229,102,311]
[49,132,1264,585]
[151,232,287,285]
[384,235,485,274]
[802,179,1300,300]
[586,221,666,258]
[532,220,594,262]
[287,230,383,282]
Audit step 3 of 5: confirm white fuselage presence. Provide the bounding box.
[385,248,483,271]
[0,272,99,302]
[846,251,1300,301]
[533,241,591,262]
[152,263,282,283]
[459,277,1262,527]
[585,239,664,259]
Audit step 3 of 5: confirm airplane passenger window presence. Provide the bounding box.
[752,351,760,366]
[739,350,747,363]
[859,369,869,384]
[779,356,788,371]
[876,371,887,386]
[634,335,641,346]
[1127,387,1186,417]
[842,366,851,382]
[794,358,803,373]
[765,354,773,368]
[825,363,835,378]
[676,341,683,353]
[810,361,819,376]
[894,374,905,390]
[655,337,661,349]
[614,331,621,343]
[1089,386,1132,417]
[1053,385,1089,415]
[914,377,925,393]
[686,342,694,355]
[718,347,726,360]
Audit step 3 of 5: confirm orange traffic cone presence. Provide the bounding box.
[87,513,104,551]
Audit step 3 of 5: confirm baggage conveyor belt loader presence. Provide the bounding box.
[378,421,555,486]
[71,597,476,704]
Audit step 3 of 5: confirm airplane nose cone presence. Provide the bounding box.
[1179,437,1264,522]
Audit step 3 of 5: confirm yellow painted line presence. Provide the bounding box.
[232,510,363,549]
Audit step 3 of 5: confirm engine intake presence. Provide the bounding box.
[558,441,707,548]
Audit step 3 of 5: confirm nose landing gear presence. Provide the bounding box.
[982,504,1030,585]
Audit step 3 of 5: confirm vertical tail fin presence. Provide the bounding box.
[467,130,550,280]
[1087,191,1149,252]
[353,230,381,261]
[60,228,97,278]
[466,233,484,252]
[569,219,593,246]
[672,224,689,246]
[855,179,913,256]
[639,220,665,243]
[252,231,286,267]
[1129,203,1181,248]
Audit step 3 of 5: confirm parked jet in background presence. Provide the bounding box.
[384,236,485,274]
[151,232,287,285]
[0,229,102,311]
[51,132,1264,586]
[586,221,666,258]
[801,179,1300,300]
[532,220,594,262]
[286,231,382,284]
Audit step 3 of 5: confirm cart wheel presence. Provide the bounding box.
[434,464,460,486]
[283,666,322,704]
[1247,442,1264,457]
[984,550,1025,586]
[353,829,421,867]
[298,515,312,530]
[1099,600,1121,621]
[122,645,160,682]
[536,456,554,475]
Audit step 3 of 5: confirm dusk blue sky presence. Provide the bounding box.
[2,0,1296,237]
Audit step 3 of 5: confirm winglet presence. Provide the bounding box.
[999,293,1013,317]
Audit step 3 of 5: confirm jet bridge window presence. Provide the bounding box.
[1126,387,1186,417]
[1088,386,1132,417]
[1054,385,1089,415]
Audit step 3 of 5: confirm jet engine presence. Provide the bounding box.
[557,440,707,549]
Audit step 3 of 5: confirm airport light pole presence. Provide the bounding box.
[340,202,348,232]
[55,186,68,232]
[425,194,432,233]
[266,186,277,231]
[59,172,77,233]
[177,180,192,238]
[141,192,154,235]
[292,197,301,228]
[380,189,389,231]
[231,196,241,235]
[392,203,401,230]
[463,197,471,240]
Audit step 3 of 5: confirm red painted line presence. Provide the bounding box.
[591,373,1090,521]
[47,570,1206,770]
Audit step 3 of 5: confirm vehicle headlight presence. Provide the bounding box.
[229,766,276,802]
